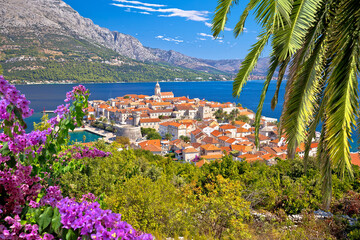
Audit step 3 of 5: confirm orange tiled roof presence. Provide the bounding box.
[237,127,251,133]
[191,129,202,135]
[149,109,173,113]
[183,147,199,153]
[218,136,230,142]
[248,134,270,141]
[201,154,223,160]
[161,92,174,96]
[239,111,254,116]
[143,144,162,152]
[261,153,275,160]
[191,142,202,149]
[196,159,209,167]
[151,102,172,106]
[139,139,161,148]
[98,104,110,109]
[140,118,161,123]
[201,144,221,151]
[168,122,184,128]
[159,122,172,126]
[87,106,95,112]
[231,145,253,152]
[351,153,360,166]
[221,146,231,154]
[296,143,306,153]
[220,124,236,130]
[310,142,319,148]
[211,130,222,137]
[202,137,218,144]
[240,154,263,162]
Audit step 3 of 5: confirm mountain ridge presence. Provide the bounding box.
[0,0,270,82]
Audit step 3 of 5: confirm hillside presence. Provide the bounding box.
[0,0,270,83]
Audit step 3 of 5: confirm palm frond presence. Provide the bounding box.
[254,56,279,147]
[276,0,323,60]
[324,42,358,178]
[232,31,270,97]
[271,57,290,110]
[233,1,255,37]
[213,0,238,37]
[283,35,326,158]
[303,77,326,171]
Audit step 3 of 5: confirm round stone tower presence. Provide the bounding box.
[115,125,142,142]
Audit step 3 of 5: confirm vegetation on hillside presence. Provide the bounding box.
[59,143,360,239]
[0,33,228,83]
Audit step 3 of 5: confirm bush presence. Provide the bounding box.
[0,76,152,239]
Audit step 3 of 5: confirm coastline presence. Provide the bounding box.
[11,78,281,86]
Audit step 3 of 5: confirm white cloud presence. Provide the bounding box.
[139,11,150,15]
[198,32,213,38]
[113,0,165,7]
[112,1,209,22]
[204,22,232,31]
[204,22,212,28]
[156,35,183,44]
[197,33,224,42]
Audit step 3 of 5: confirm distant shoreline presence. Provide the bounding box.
[12,79,277,86]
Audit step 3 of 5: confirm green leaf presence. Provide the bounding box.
[38,206,54,233]
[232,30,271,97]
[277,0,323,60]
[0,142,10,156]
[51,207,62,233]
[212,0,238,37]
[66,229,78,240]
[47,143,57,155]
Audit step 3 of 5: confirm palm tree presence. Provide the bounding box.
[213,0,360,208]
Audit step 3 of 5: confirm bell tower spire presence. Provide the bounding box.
[155,81,161,97]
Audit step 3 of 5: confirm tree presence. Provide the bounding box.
[141,127,162,140]
[115,136,130,146]
[212,0,360,208]
[235,115,250,123]
[33,113,52,131]
[214,109,225,122]
[165,133,173,141]
[180,135,190,143]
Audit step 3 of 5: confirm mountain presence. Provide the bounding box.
[0,0,269,83]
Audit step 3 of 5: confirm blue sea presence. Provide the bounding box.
[15,81,359,150]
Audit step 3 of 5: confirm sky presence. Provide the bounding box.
[63,0,270,60]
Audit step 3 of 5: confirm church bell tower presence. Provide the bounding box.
[155,81,161,97]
